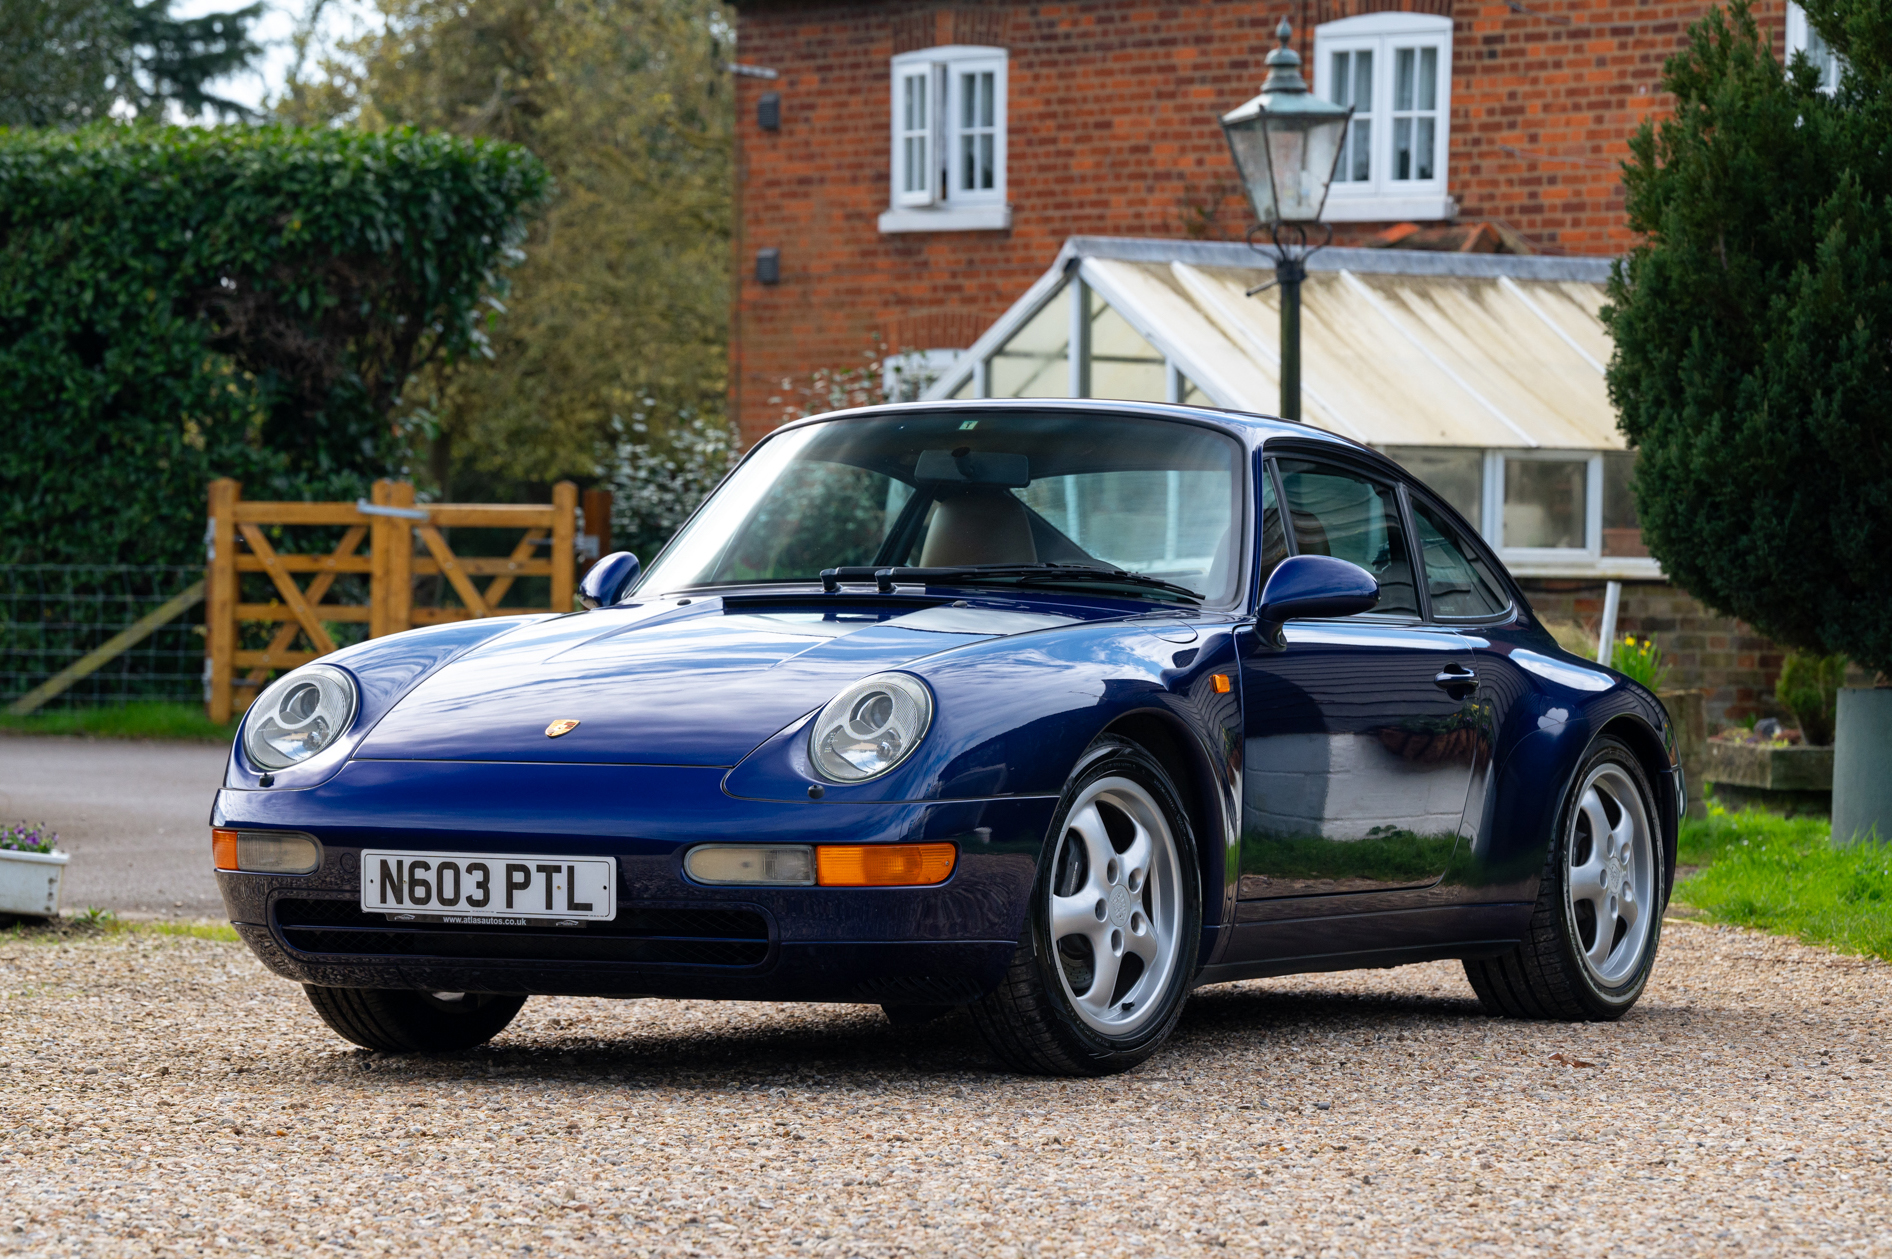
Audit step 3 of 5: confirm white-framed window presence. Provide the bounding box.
[1382,446,1654,577]
[1786,2,1842,92]
[1313,12,1455,222]
[1481,450,1603,563]
[879,46,1010,234]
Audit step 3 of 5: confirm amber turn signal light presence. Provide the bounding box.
[1212,673,1232,693]
[815,842,956,887]
[212,827,239,871]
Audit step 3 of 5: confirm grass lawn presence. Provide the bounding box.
[1674,802,1892,961]
[0,701,238,742]
[2,911,240,944]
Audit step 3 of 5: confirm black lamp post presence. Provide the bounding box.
[1219,18,1353,422]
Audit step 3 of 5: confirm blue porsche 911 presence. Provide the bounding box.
[212,400,1679,1076]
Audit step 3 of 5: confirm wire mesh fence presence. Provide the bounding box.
[0,565,206,709]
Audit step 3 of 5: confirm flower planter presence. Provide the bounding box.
[1833,687,1892,846]
[1703,741,1833,817]
[0,848,69,918]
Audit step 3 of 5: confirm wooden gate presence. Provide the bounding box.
[205,478,611,722]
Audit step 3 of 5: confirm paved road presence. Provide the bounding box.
[0,735,228,915]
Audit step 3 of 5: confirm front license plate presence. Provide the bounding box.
[360,850,616,923]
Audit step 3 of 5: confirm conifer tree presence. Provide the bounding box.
[1606,0,1892,677]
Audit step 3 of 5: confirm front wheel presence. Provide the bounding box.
[971,737,1201,1075]
[303,986,527,1053]
[1464,736,1665,1020]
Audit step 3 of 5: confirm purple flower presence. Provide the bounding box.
[1,822,56,854]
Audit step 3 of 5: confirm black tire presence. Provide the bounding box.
[970,736,1201,1076]
[1464,736,1666,1020]
[303,986,528,1053]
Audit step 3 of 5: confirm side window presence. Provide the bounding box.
[1275,459,1419,616]
[1409,496,1509,618]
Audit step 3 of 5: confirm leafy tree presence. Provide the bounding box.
[285,0,733,521]
[1605,0,1892,677]
[0,125,548,566]
[0,0,263,126]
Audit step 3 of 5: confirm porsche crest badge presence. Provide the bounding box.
[544,719,581,738]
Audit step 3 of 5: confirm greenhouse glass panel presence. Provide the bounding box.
[1087,290,1167,403]
[1383,446,1482,530]
[987,288,1071,398]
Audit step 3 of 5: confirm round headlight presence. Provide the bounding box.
[244,663,358,770]
[809,673,933,783]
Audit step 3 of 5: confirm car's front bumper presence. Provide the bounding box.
[213,759,1056,1004]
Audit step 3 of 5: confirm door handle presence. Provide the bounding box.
[1434,664,1477,694]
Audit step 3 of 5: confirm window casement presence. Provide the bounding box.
[879,46,1009,234]
[1313,13,1454,222]
[1786,2,1842,93]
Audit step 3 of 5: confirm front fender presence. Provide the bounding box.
[722,620,1241,805]
[224,616,555,791]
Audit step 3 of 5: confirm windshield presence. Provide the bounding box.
[636,409,1245,602]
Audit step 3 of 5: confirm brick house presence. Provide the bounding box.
[727,0,1836,728]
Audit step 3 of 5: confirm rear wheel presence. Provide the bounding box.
[971,737,1200,1075]
[303,986,527,1053]
[1464,736,1664,1020]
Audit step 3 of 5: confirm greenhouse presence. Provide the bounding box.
[921,237,1659,581]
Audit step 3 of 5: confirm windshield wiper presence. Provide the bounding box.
[820,563,1202,603]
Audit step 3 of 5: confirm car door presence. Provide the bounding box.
[1234,454,1481,899]
[1403,484,1529,859]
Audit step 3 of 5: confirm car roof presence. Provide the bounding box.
[774,398,1368,455]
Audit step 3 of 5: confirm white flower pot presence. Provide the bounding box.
[0,848,69,918]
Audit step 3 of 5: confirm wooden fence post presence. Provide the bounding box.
[369,479,393,639]
[205,478,240,723]
[385,481,415,635]
[552,481,578,613]
[580,487,613,574]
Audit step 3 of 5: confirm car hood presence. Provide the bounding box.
[352,597,1092,766]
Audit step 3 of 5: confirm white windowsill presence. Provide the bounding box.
[878,204,1013,234]
[1322,194,1458,223]
[1504,556,1666,581]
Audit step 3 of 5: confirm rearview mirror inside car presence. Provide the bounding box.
[914,448,1031,487]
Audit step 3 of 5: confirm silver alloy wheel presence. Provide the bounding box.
[1046,775,1184,1037]
[1565,762,1657,985]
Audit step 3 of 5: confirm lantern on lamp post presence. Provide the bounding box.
[1219,17,1353,422]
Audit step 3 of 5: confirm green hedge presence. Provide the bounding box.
[0,124,548,567]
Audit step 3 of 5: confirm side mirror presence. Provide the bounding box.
[1258,554,1379,623]
[579,551,641,609]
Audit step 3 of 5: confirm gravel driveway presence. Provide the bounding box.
[2,919,1887,1257]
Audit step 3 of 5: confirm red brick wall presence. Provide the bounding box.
[1520,580,1787,730]
[732,0,1794,446]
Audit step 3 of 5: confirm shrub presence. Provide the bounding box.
[603,409,737,565]
[1604,0,1892,677]
[1611,635,1671,690]
[1777,650,1847,744]
[0,124,548,568]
